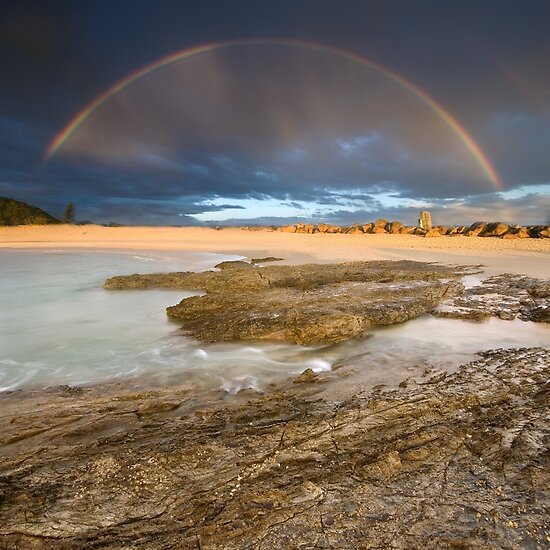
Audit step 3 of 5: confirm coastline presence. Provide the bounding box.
[1,226,549,547]
[1,224,549,277]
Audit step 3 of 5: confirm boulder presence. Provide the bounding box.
[317,223,330,233]
[280,225,297,233]
[388,221,404,234]
[373,218,389,229]
[528,225,550,238]
[400,226,415,234]
[480,222,510,237]
[424,228,441,238]
[466,221,487,237]
[504,226,530,239]
[295,223,315,234]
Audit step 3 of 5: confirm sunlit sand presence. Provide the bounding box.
[1,224,549,277]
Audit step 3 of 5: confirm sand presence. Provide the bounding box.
[1,224,549,278]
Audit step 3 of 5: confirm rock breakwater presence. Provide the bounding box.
[266,220,550,238]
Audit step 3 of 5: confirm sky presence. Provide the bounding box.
[1,0,549,226]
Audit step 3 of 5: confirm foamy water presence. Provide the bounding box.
[0,249,548,395]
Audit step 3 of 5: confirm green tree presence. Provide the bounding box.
[63,202,75,224]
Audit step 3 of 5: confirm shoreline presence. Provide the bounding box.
[1,227,549,547]
[1,224,549,277]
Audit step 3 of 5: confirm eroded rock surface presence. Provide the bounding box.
[0,347,548,549]
[433,273,550,322]
[105,260,476,344]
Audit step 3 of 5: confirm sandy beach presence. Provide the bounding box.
[1,224,549,277]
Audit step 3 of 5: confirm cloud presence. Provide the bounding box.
[1,44,548,225]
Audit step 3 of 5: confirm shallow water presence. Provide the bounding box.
[0,249,548,395]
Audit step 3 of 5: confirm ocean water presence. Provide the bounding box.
[0,249,548,395]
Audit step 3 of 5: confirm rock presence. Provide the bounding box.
[388,221,403,234]
[424,228,441,238]
[214,260,255,270]
[362,223,374,233]
[1,347,549,549]
[432,273,550,323]
[466,221,487,236]
[317,223,330,233]
[107,261,477,345]
[137,400,181,416]
[293,368,319,384]
[250,257,284,264]
[279,225,296,233]
[504,226,530,239]
[480,222,510,237]
[372,226,388,234]
[347,224,364,234]
[528,225,550,238]
[373,218,389,228]
[399,226,415,234]
[526,305,550,323]
[295,223,315,234]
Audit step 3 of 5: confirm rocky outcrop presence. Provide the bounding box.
[433,273,550,322]
[0,347,548,549]
[105,260,476,345]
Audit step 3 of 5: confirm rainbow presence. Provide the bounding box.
[45,39,503,189]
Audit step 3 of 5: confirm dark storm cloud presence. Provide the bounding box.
[0,0,549,225]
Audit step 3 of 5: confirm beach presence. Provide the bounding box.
[1,225,549,548]
[1,224,549,277]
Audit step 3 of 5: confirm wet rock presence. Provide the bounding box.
[293,368,319,384]
[107,261,475,345]
[527,305,550,322]
[250,257,284,264]
[0,347,548,549]
[137,400,181,416]
[433,273,550,323]
[214,260,255,270]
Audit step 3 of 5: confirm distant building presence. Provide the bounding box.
[419,210,432,230]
